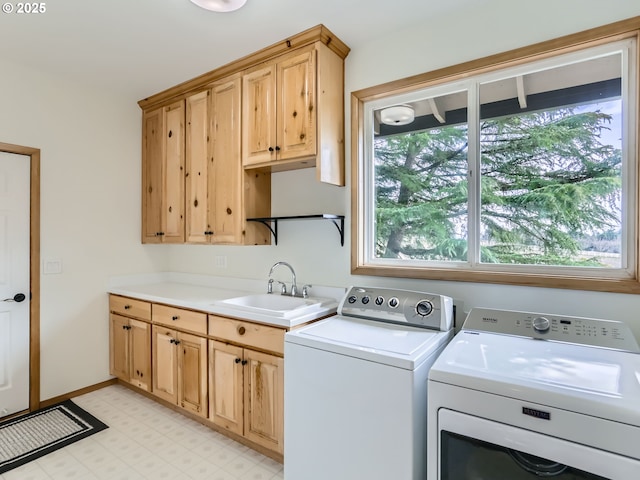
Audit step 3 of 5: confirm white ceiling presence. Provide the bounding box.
[0,0,478,102]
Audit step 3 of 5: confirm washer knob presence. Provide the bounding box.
[388,297,399,308]
[347,295,357,304]
[375,296,384,306]
[532,316,550,333]
[361,296,370,305]
[416,300,433,317]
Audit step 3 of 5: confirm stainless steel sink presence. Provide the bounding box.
[214,293,335,319]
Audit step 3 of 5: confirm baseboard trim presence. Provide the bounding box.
[39,379,118,409]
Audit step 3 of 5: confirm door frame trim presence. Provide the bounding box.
[0,142,40,411]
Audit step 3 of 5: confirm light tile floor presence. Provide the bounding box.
[1,384,284,480]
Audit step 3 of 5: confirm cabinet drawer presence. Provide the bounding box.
[109,295,151,321]
[209,315,285,355]
[152,304,207,335]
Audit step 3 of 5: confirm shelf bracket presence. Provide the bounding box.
[251,218,279,245]
[246,214,345,246]
[329,216,345,246]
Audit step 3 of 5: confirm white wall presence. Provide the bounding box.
[169,2,640,341]
[0,60,168,400]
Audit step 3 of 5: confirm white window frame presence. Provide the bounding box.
[351,20,640,293]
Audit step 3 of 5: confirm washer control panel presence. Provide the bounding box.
[338,286,453,331]
[463,307,640,352]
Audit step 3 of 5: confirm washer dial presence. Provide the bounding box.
[415,300,433,317]
[532,316,551,333]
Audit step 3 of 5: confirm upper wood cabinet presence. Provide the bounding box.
[185,77,244,244]
[242,48,316,166]
[139,25,348,244]
[184,76,269,245]
[242,44,345,185]
[142,101,185,243]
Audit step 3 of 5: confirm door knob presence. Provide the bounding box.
[3,293,26,302]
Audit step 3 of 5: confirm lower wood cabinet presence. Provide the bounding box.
[109,314,152,391]
[109,294,288,458]
[209,340,284,454]
[152,325,208,417]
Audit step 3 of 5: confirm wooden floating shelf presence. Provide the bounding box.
[246,214,345,246]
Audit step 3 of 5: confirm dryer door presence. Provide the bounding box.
[437,409,639,479]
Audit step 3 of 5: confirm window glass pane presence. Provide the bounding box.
[372,91,468,261]
[479,53,623,267]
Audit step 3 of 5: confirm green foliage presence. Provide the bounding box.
[374,106,622,267]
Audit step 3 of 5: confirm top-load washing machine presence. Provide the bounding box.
[428,307,640,479]
[284,286,454,480]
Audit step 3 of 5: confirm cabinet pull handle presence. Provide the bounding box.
[238,326,246,335]
[172,315,179,321]
[235,358,241,364]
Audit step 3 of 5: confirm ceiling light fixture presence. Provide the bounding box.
[189,0,247,12]
[380,105,415,126]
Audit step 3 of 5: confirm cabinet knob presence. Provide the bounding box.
[241,360,248,366]
[275,146,281,151]
[235,358,241,364]
[172,315,179,321]
[124,305,131,310]
[268,147,274,152]
[238,326,246,336]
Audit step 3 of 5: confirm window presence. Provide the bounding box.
[351,19,640,293]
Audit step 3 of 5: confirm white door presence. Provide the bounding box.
[0,152,30,418]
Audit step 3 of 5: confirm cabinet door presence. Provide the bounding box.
[141,108,164,243]
[277,48,317,161]
[152,326,178,404]
[243,350,284,454]
[129,319,151,392]
[185,90,211,244]
[109,314,130,380]
[210,76,243,244]
[163,101,185,243]
[242,64,276,166]
[177,332,208,417]
[209,340,244,435]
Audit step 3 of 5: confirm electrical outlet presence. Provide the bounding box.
[215,256,227,269]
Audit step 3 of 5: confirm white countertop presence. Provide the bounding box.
[107,273,344,328]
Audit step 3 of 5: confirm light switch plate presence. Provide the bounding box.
[43,258,63,274]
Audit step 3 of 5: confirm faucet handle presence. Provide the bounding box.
[302,284,312,298]
[276,281,287,295]
[267,278,274,294]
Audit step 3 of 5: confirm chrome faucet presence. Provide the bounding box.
[268,261,298,296]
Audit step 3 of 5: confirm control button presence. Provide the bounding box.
[375,296,384,306]
[415,300,433,317]
[361,296,370,305]
[348,295,357,304]
[388,297,399,308]
[532,316,551,333]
